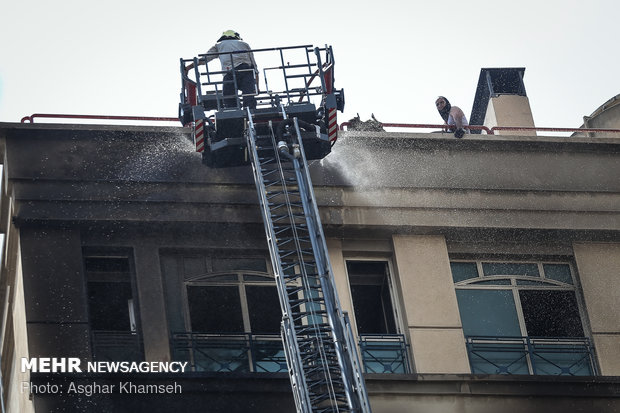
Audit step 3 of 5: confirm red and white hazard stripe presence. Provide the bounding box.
[328,108,338,143]
[194,119,205,152]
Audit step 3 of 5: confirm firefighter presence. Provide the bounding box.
[187,30,258,109]
[435,96,468,138]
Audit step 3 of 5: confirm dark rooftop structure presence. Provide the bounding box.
[470,68,527,132]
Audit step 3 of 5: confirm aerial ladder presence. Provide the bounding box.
[179,45,371,413]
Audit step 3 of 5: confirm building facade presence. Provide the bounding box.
[1,87,620,411]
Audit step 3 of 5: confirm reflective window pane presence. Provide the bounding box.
[456,289,521,336]
[543,264,573,284]
[482,263,539,277]
[450,262,479,283]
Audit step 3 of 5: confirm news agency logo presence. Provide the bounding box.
[21,358,81,373]
[21,358,189,373]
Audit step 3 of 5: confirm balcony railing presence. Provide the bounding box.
[91,331,144,362]
[171,332,287,373]
[359,334,411,374]
[171,332,411,374]
[465,336,596,376]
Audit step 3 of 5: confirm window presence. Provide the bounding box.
[184,257,281,335]
[84,251,143,361]
[452,260,595,375]
[162,253,285,372]
[346,260,409,374]
[347,260,397,335]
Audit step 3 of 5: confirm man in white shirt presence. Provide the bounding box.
[435,96,469,138]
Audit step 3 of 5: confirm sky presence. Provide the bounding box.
[1,0,618,132]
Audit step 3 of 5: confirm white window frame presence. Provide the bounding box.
[452,259,586,338]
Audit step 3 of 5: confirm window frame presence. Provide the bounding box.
[178,255,282,335]
[344,258,404,336]
[452,258,596,375]
[82,248,143,361]
[452,259,586,339]
[343,257,411,374]
[164,253,287,373]
[82,248,140,333]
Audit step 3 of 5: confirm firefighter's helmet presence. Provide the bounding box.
[218,30,241,41]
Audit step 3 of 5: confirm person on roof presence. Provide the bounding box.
[187,30,258,109]
[435,96,469,138]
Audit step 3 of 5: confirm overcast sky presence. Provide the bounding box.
[1,0,618,132]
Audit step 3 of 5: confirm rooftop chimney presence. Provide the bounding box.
[470,68,536,136]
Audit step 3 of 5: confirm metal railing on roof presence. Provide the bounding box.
[491,126,620,135]
[19,114,620,138]
[339,121,620,136]
[20,113,179,124]
[338,122,493,133]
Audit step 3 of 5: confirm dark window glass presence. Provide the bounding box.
[246,286,281,334]
[450,262,479,283]
[543,264,573,284]
[483,263,539,277]
[88,282,133,331]
[347,261,397,335]
[187,286,244,333]
[519,290,584,337]
[85,256,133,331]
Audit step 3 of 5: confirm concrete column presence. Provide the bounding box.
[573,242,620,375]
[5,236,35,413]
[484,95,536,136]
[326,238,356,339]
[133,243,171,362]
[19,227,91,358]
[392,235,470,374]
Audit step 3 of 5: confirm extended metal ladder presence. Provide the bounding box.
[245,109,371,413]
[179,44,368,412]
